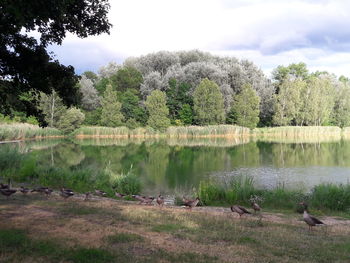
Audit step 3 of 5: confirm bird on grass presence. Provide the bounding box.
[84,192,91,201]
[132,195,154,205]
[0,188,17,200]
[94,189,107,197]
[156,194,165,207]
[183,197,200,210]
[299,202,325,230]
[251,202,261,213]
[31,187,52,197]
[0,183,9,189]
[231,205,251,218]
[20,186,30,195]
[115,192,127,199]
[60,188,74,200]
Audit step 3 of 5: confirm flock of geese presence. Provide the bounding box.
[0,183,324,230]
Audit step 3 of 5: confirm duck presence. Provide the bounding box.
[20,186,30,194]
[0,183,9,189]
[94,190,107,197]
[251,202,261,213]
[115,192,127,199]
[84,192,91,201]
[231,205,251,218]
[299,202,325,230]
[156,194,165,207]
[0,188,17,199]
[60,188,74,200]
[31,187,52,197]
[132,194,146,204]
[184,197,200,210]
[132,195,154,205]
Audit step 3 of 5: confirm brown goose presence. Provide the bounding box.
[156,194,165,207]
[132,195,154,205]
[251,202,261,213]
[20,186,30,194]
[0,189,17,199]
[299,202,325,230]
[115,192,127,199]
[231,205,251,218]
[94,189,107,197]
[60,188,74,200]
[184,197,200,210]
[0,183,9,189]
[84,192,91,201]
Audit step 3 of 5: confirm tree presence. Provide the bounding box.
[140,72,163,99]
[57,107,85,134]
[193,79,225,125]
[229,84,260,129]
[38,90,67,128]
[79,75,101,111]
[82,71,98,83]
[179,104,193,125]
[0,0,111,118]
[110,67,143,92]
[273,79,305,126]
[120,89,147,125]
[145,90,171,131]
[332,81,350,127]
[100,85,124,127]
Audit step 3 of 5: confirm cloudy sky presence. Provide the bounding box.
[49,0,350,77]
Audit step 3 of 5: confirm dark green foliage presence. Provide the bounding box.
[57,107,85,134]
[179,104,193,125]
[120,89,147,125]
[100,85,124,127]
[95,78,110,95]
[145,90,171,131]
[110,67,143,92]
[0,0,111,118]
[310,183,350,211]
[0,229,27,249]
[83,107,102,125]
[166,79,192,122]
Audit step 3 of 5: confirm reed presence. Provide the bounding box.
[310,183,350,211]
[253,126,341,139]
[0,123,62,141]
[167,125,250,138]
[73,126,130,137]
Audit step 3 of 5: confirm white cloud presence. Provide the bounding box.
[48,0,350,76]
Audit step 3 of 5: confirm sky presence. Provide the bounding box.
[48,0,350,77]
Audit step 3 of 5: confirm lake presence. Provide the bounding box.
[1,137,350,195]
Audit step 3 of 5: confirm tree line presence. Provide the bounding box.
[7,50,350,132]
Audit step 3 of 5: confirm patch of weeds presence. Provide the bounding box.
[237,236,259,245]
[151,249,218,263]
[151,223,183,233]
[60,204,101,215]
[105,233,144,244]
[68,248,115,263]
[0,229,28,249]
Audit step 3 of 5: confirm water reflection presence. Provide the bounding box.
[2,136,350,193]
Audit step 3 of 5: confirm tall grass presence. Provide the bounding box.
[197,176,349,212]
[0,123,62,141]
[73,126,130,137]
[167,125,250,138]
[253,126,341,139]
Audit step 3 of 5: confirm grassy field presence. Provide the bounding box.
[0,194,349,263]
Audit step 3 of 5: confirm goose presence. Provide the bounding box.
[115,192,127,199]
[0,189,17,199]
[156,194,165,207]
[84,192,91,201]
[60,188,74,200]
[132,195,154,205]
[20,186,30,194]
[184,197,200,210]
[251,202,261,213]
[231,205,251,218]
[94,190,107,197]
[0,183,9,189]
[299,202,325,230]
[31,187,52,197]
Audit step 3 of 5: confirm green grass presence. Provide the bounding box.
[197,176,350,212]
[68,248,115,263]
[105,233,144,244]
[0,123,62,141]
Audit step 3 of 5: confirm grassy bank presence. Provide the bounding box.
[0,123,62,141]
[0,196,350,263]
[73,125,250,139]
[198,176,350,212]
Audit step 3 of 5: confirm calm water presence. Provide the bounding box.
[2,137,350,194]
